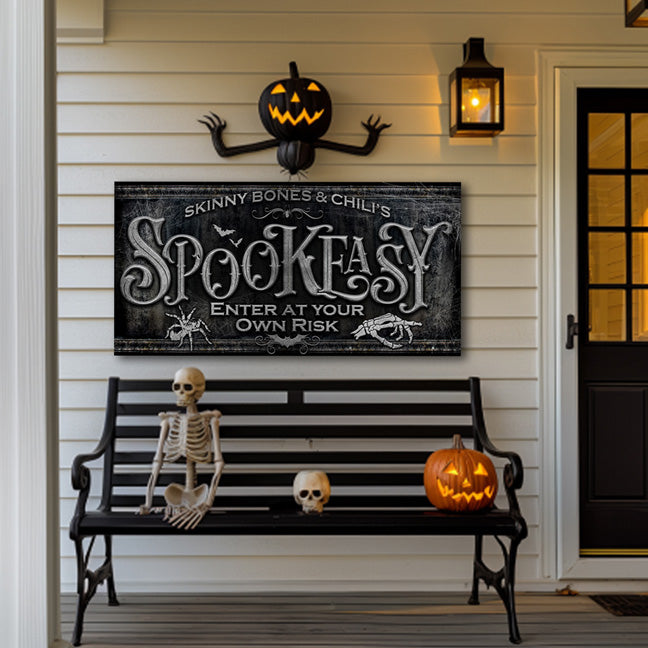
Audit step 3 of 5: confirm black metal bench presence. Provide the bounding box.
[69,376,527,645]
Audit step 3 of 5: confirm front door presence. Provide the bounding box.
[577,88,648,555]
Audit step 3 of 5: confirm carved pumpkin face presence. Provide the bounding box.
[424,434,498,512]
[258,61,332,141]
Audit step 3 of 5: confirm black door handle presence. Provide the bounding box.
[566,314,579,349]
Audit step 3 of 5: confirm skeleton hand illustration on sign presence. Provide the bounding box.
[165,306,212,351]
[351,313,422,349]
[139,367,224,530]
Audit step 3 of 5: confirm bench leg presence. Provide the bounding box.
[104,535,120,607]
[468,534,483,606]
[470,534,523,644]
[71,535,118,646]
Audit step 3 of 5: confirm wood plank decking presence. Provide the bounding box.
[61,592,648,647]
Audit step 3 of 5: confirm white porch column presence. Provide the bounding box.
[0,0,63,646]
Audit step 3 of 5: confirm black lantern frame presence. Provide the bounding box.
[626,0,648,27]
[449,38,504,138]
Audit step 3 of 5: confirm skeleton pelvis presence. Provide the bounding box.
[164,482,208,508]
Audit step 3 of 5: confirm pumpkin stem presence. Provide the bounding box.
[452,434,465,450]
[289,61,299,79]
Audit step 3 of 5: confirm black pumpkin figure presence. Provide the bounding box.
[200,61,391,175]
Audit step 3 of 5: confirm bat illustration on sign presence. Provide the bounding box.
[213,224,236,237]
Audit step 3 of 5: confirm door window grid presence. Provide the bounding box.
[587,111,648,342]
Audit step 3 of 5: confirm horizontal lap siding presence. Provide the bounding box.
[55,0,617,592]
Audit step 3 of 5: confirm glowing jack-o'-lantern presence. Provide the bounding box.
[200,61,390,175]
[424,434,498,512]
[258,61,332,142]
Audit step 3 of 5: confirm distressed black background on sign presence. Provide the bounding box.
[114,182,461,355]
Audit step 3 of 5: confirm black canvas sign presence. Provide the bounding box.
[114,182,461,355]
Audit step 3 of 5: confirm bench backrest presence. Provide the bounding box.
[100,378,485,512]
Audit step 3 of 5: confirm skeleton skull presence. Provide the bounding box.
[293,470,330,515]
[172,366,206,407]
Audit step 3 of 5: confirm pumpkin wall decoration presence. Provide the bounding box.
[424,434,498,512]
[200,61,391,175]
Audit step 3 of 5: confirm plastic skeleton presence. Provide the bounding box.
[351,313,422,349]
[139,367,224,530]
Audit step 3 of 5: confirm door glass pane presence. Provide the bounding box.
[633,233,648,284]
[589,113,625,168]
[632,176,648,226]
[631,114,648,169]
[633,290,648,340]
[589,289,626,341]
[589,175,625,226]
[589,232,626,283]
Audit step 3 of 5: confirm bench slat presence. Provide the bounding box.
[111,472,426,488]
[78,508,516,537]
[114,424,474,439]
[117,379,472,392]
[113,451,432,465]
[109,494,433,509]
[117,402,472,417]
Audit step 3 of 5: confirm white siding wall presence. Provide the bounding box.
[57,0,640,592]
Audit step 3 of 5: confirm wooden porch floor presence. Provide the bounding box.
[61,591,648,647]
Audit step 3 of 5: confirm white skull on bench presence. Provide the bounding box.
[293,470,330,514]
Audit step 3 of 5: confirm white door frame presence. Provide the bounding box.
[540,48,648,582]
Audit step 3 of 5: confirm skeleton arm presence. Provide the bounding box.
[139,414,170,514]
[206,410,224,507]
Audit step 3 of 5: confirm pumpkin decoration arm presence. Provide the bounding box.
[199,112,278,157]
[315,114,391,156]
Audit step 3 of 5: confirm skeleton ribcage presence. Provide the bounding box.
[163,413,213,464]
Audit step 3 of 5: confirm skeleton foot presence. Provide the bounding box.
[165,503,209,530]
[351,313,422,349]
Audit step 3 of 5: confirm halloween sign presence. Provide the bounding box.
[114,182,461,355]
[200,61,390,175]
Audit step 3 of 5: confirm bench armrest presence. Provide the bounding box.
[469,377,525,519]
[70,377,119,515]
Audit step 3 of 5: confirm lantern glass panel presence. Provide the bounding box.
[450,77,457,130]
[461,77,499,124]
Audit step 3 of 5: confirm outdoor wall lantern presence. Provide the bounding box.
[449,37,504,138]
[626,0,648,26]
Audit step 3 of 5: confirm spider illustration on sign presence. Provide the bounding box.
[200,61,391,175]
[165,306,213,350]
